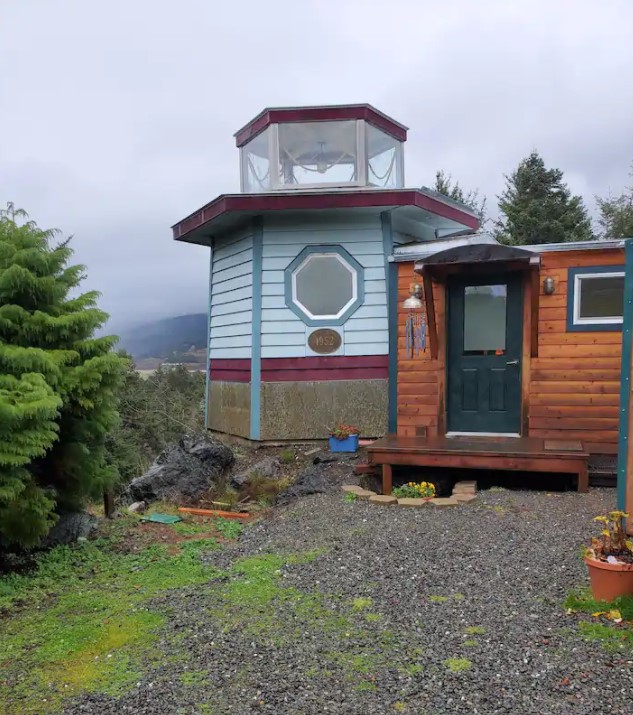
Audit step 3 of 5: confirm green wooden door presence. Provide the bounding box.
[447,273,523,434]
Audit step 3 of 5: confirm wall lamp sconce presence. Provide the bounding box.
[543,276,556,295]
[402,282,423,309]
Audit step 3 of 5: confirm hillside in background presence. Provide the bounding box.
[117,313,207,366]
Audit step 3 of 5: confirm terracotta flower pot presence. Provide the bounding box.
[584,556,633,602]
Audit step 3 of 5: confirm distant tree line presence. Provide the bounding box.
[434,152,633,244]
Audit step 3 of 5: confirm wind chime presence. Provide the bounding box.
[402,278,426,358]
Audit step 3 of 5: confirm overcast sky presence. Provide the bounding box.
[2,0,632,330]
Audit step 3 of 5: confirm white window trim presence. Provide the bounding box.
[572,271,625,326]
[291,252,358,320]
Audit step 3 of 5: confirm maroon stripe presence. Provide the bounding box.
[261,355,388,370]
[234,105,408,146]
[209,358,251,383]
[210,359,251,370]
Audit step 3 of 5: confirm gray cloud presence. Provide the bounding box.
[1,0,632,330]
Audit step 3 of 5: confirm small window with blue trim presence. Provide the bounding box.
[284,245,365,326]
[567,265,624,331]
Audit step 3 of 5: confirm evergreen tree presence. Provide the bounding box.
[494,151,593,245]
[433,170,487,226]
[596,163,633,238]
[0,204,126,549]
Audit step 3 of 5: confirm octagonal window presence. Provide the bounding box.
[286,247,364,325]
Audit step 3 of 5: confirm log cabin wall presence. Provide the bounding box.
[530,248,624,455]
[396,246,625,455]
[397,263,446,438]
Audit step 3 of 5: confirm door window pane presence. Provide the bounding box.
[578,275,624,319]
[464,284,507,353]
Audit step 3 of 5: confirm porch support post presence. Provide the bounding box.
[382,463,393,495]
[422,270,438,359]
[530,266,539,358]
[617,239,633,531]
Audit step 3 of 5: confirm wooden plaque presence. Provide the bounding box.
[308,328,341,354]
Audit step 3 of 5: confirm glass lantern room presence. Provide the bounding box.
[239,116,405,193]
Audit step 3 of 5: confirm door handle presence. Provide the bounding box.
[506,359,519,365]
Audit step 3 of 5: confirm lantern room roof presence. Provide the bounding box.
[234,104,408,147]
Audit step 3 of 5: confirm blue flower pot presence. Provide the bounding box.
[329,434,359,453]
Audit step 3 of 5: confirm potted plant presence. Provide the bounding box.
[584,511,633,601]
[328,424,360,453]
[392,481,436,500]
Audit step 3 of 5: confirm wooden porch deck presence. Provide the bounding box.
[367,435,589,495]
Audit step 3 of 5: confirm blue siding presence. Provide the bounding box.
[209,231,253,360]
[261,216,388,358]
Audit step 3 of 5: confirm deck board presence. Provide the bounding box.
[367,435,589,494]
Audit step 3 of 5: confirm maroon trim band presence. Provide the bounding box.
[208,355,388,383]
[210,358,251,383]
[173,189,480,241]
[234,104,408,146]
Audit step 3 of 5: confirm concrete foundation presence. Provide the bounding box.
[259,379,388,441]
[207,381,250,439]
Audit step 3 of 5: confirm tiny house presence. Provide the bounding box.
[394,237,626,463]
[173,103,628,483]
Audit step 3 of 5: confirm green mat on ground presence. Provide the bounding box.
[140,513,182,524]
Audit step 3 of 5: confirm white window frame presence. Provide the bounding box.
[572,271,625,326]
[291,252,358,320]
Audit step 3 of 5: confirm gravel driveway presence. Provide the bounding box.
[65,485,632,715]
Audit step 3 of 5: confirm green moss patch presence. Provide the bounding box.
[564,589,633,652]
[0,536,221,714]
[444,657,472,673]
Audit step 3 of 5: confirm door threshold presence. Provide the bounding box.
[445,431,521,438]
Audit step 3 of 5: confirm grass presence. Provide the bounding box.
[352,596,373,611]
[278,449,295,464]
[577,622,633,650]
[1,519,426,713]
[564,589,633,651]
[464,639,478,647]
[180,670,209,687]
[465,625,485,635]
[344,491,358,503]
[429,593,464,603]
[203,550,421,689]
[215,517,243,540]
[444,657,472,673]
[0,522,221,715]
[565,589,633,621]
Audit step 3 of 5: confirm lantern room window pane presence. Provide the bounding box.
[463,284,507,354]
[293,254,356,319]
[366,124,402,188]
[241,128,271,192]
[278,121,358,187]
